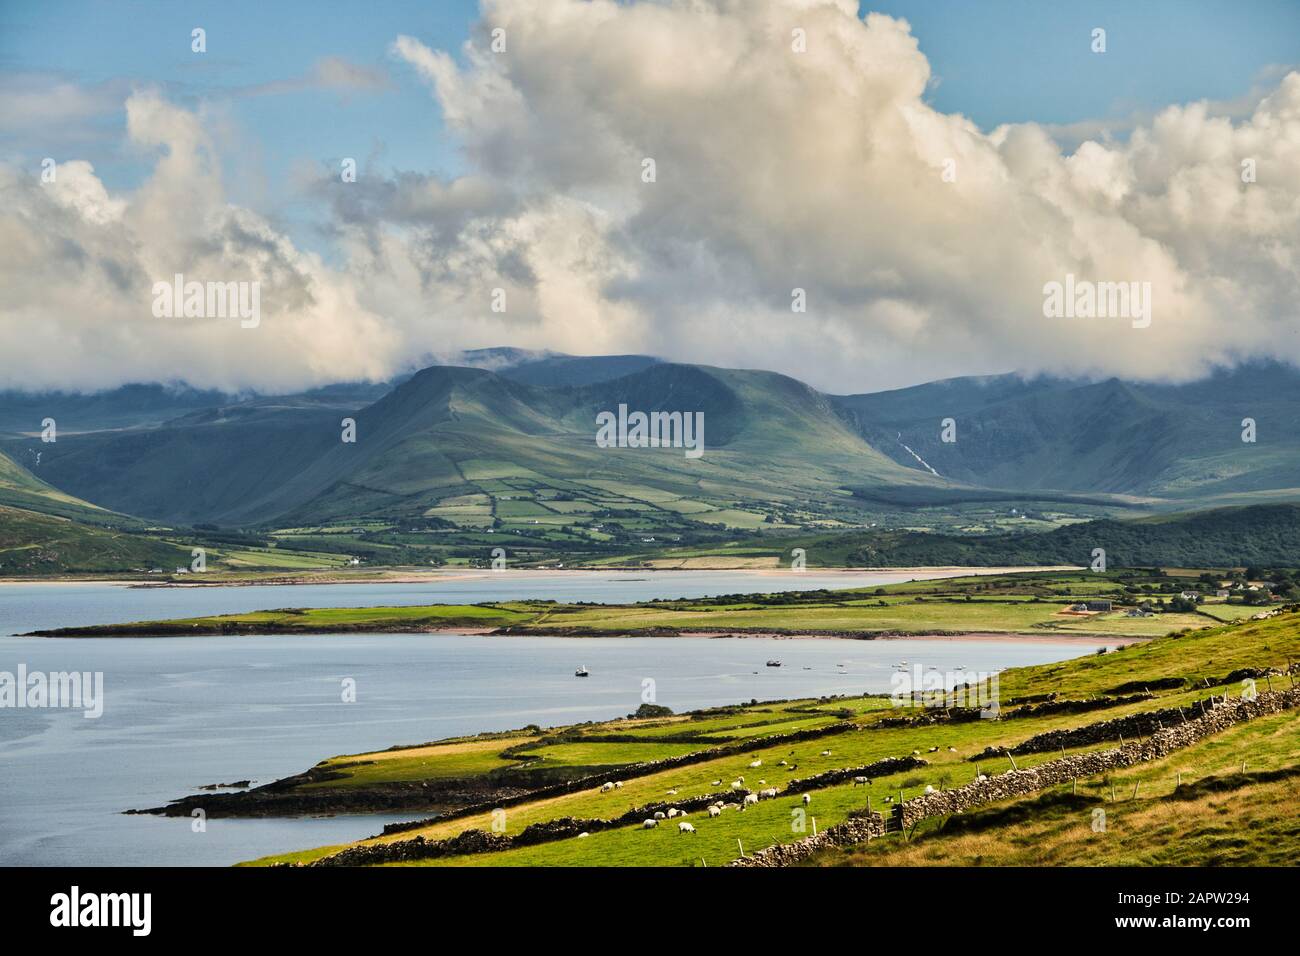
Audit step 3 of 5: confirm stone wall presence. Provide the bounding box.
[733,686,1299,867]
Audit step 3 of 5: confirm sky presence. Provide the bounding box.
[2,0,1299,393]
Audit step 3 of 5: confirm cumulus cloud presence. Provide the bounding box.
[2,0,1299,393]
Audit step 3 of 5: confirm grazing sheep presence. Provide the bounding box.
[731,780,744,790]
[724,803,741,811]
[613,781,623,788]
[711,780,722,786]
[852,776,871,787]
[883,796,893,804]
[666,789,678,796]
[708,805,722,817]
[749,759,762,768]
[758,779,766,785]
[743,793,759,808]
[667,808,681,819]
[653,811,666,820]
[912,749,921,755]
[600,782,615,793]
[578,832,590,838]
[778,760,787,766]
[801,793,811,805]
[947,747,957,753]
[760,788,778,799]
[821,750,832,757]
[928,747,939,753]
[678,821,696,834]
[643,819,658,829]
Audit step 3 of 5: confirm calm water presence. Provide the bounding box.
[0,571,1090,867]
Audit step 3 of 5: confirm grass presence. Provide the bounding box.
[241,606,1300,868]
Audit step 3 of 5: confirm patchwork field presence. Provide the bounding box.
[215,606,1300,868]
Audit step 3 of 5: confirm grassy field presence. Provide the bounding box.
[237,605,1300,867]
[36,569,1253,639]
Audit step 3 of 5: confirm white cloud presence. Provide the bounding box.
[2,0,1299,394]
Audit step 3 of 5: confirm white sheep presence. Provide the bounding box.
[912,749,921,755]
[643,819,658,829]
[613,781,623,788]
[708,805,722,817]
[711,779,722,786]
[948,747,957,753]
[599,782,615,793]
[678,821,696,834]
[820,750,832,757]
[730,780,744,790]
[578,832,590,838]
[749,759,762,768]
[653,811,666,820]
[667,808,681,818]
[852,776,870,787]
[665,788,678,795]
[778,759,787,766]
[924,785,936,794]
[801,793,811,805]
[743,793,759,808]
[760,788,778,799]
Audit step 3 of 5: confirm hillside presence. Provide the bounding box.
[767,503,1300,569]
[833,362,1300,502]
[9,362,943,530]
[219,605,1300,867]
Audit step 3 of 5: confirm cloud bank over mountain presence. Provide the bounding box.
[2,0,1298,393]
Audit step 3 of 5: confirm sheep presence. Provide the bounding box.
[667,808,681,819]
[820,750,832,757]
[928,746,939,753]
[653,811,666,820]
[749,759,762,768]
[599,782,615,793]
[924,785,936,794]
[801,793,811,805]
[707,805,722,817]
[883,796,893,804]
[743,793,759,808]
[912,749,921,755]
[643,819,658,829]
[852,776,871,787]
[757,779,766,786]
[977,774,988,782]
[578,832,590,838]
[665,789,678,796]
[730,780,744,790]
[613,781,623,788]
[760,788,778,799]
[778,759,787,766]
[724,803,741,811]
[678,821,696,834]
[710,779,722,786]
[947,747,957,753]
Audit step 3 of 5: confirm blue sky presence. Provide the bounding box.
[4,0,1298,203]
[4,1,1300,392]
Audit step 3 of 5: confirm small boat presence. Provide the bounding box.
[765,660,783,668]
[574,666,589,678]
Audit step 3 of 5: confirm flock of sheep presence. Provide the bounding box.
[591,742,965,840]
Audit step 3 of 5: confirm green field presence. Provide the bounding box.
[224,605,1300,868]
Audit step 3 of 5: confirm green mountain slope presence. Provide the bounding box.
[833,362,1300,501]
[799,503,1300,568]
[11,363,945,529]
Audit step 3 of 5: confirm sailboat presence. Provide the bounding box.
[574,666,589,678]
